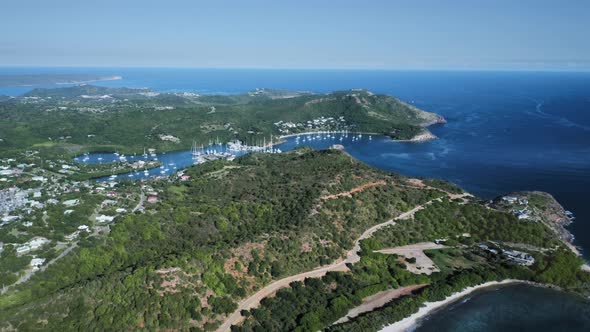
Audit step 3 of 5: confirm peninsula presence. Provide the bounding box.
[0,85,442,160]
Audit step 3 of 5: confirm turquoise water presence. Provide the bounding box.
[2,68,590,330]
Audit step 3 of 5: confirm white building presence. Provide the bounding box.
[63,199,80,207]
[30,257,46,271]
[96,215,115,223]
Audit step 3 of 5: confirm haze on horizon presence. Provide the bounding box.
[1,0,589,71]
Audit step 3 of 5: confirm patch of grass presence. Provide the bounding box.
[425,248,480,274]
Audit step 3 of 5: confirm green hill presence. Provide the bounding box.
[0,86,443,158]
[0,149,586,331]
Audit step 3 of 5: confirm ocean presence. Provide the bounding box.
[1,67,590,331]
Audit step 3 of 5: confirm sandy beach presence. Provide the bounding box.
[379,279,524,332]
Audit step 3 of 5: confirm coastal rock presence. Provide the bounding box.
[491,191,579,255]
[421,115,447,127]
[410,131,437,142]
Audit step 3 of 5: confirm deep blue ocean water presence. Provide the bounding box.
[2,68,590,331]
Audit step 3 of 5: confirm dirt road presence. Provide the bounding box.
[216,194,462,332]
[332,284,428,325]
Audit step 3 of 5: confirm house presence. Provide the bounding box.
[434,238,448,245]
[502,196,518,204]
[518,213,530,220]
[147,196,158,203]
[16,245,31,255]
[28,237,50,250]
[96,215,115,223]
[30,258,46,271]
[180,175,191,181]
[63,199,80,207]
[64,209,74,215]
[78,225,90,232]
[503,249,535,266]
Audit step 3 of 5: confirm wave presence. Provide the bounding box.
[529,99,590,131]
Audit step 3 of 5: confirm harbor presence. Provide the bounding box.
[74,131,378,181]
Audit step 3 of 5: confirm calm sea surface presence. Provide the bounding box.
[2,68,590,331]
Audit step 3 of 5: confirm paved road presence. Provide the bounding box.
[132,190,145,213]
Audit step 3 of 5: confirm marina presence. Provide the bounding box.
[74,131,378,181]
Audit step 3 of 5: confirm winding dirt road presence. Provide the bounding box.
[217,193,470,331]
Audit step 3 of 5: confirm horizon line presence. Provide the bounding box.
[1,64,590,73]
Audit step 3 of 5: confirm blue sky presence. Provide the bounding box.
[1,0,589,70]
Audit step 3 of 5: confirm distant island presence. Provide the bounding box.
[0,74,122,87]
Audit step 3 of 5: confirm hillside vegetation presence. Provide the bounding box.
[0,86,442,158]
[1,149,587,332]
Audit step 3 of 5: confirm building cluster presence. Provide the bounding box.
[273,116,348,134]
[0,151,149,288]
[502,249,535,266]
[501,196,534,220]
[15,237,50,255]
[158,134,180,143]
[478,243,535,266]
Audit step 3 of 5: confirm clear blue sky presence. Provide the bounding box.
[1,0,589,70]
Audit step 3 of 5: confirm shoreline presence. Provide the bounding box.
[279,130,436,142]
[379,279,526,332]
[279,130,380,139]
